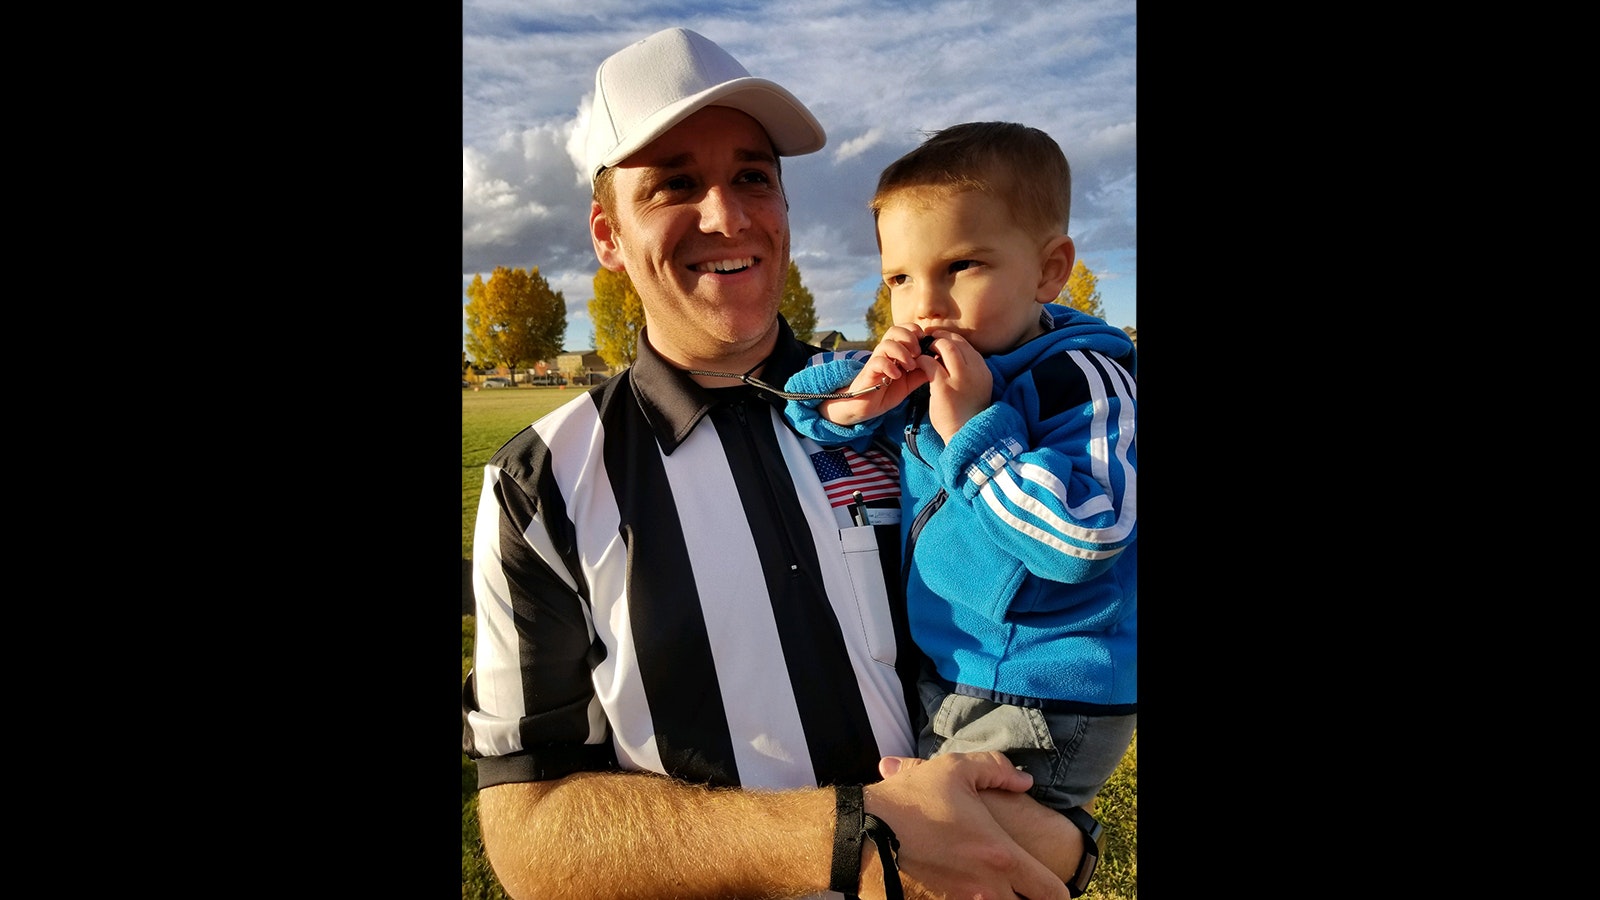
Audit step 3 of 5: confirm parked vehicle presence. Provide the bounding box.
[528,374,566,386]
[483,377,513,388]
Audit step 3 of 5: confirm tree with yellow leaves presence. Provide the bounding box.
[590,266,645,370]
[1059,259,1105,320]
[864,282,893,345]
[779,261,818,344]
[464,266,567,373]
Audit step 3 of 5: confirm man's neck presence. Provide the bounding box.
[645,321,782,389]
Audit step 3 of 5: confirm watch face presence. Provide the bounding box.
[1068,850,1097,897]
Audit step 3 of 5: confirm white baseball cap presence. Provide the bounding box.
[583,27,827,187]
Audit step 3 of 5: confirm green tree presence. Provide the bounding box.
[589,267,646,370]
[779,260,818,343]
[864,282,892,344]
[1059,259,1105,320]
[464,266,567,373]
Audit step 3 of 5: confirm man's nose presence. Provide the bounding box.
[697,185,751,236]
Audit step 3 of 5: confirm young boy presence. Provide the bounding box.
[784,121,1137,817]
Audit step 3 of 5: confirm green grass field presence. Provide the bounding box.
[463,386,572,900]
[462,386,574,559]
[460,383,1136,899]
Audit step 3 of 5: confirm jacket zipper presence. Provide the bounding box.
[900,389,946,586]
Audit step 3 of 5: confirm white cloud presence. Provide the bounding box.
[832,127,887,165]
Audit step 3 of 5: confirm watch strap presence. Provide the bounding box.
[1060,806,1105,898]
[830,785,905,900]
[861,813,903,900]
[829,785,865,895]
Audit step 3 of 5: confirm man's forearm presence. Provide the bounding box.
[478,753,1079,900]
[479,771,836,900]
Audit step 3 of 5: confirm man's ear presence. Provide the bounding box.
[1035,234,1076,303]
[591,201,626,271]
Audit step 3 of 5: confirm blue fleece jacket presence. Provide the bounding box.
[785,306,1136,710]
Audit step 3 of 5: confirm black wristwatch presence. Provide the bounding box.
[1060,806,1106,898]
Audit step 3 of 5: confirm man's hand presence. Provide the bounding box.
[857,751,1075,900]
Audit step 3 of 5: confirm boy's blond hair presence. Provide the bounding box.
[870,121,1071,242]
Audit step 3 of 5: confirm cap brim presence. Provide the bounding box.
[595,76,826,177]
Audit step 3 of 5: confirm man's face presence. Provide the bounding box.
[591,105,791,365]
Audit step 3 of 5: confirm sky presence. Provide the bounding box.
[463,0,1136,355]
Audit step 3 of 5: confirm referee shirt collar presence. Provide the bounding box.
[630,316,814,456]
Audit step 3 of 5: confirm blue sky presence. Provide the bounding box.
[463,0,1136,354]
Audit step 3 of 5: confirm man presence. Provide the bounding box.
[462,27,1094,899]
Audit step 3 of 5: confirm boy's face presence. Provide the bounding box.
[877,188,1067,356]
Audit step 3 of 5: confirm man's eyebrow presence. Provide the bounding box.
[735,146,778,165]
[648,146,778,170]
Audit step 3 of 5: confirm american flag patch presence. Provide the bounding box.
[809,446,900,507]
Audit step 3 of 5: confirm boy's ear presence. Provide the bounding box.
[591,201,626,272]
[1035,234,1076,302]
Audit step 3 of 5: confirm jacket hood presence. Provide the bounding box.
[987,304,1136,381]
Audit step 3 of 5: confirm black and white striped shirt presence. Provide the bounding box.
[463,320,921,792]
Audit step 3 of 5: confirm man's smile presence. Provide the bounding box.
[690,256,754,273]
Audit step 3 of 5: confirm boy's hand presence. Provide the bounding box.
[920,332,991,443]
[818,325,938,425]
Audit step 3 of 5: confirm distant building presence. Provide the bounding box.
[465,357,566,385]
[811,330,876,353]
[557,350,614,385]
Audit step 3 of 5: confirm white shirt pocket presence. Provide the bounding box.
[839,524,897,668]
